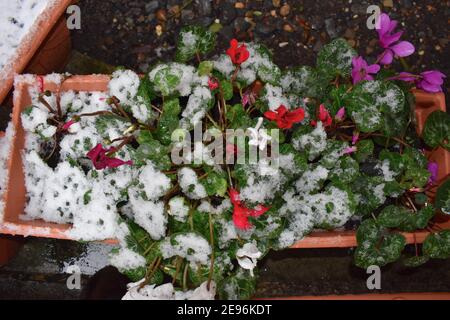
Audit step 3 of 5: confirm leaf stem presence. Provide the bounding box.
[207,212,215,291]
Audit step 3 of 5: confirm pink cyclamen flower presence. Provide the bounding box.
[343,146,357,155]
[335,107,346,122]
[242,93,250,108]
[427,161,438,185]
[352,131,360,145]
[62,120,75,131]
[208,78,219,90]
[390,71,446,93]
[87,143,133,170]
[351,56,380,84]
[376,13,415,65]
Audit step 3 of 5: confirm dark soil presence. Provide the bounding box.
[72,0,449,102]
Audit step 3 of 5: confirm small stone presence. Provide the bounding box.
[272,0,281,7]
[255,22,276,36]
[313,40,323,52]
[145,0,159,13]
[155,25,163,37]
[195,0,212,16]
[181,9,195,21]
[344,28,355,39]
[279,42,289,48]
[325,18,337,38]
[270,10,277,17]
[156,8,167,22]
[234,17,251,32]
[169,5,181,18]
[383,0,394,8]
[220,3,237,24]
[279,4,290,16]
[418,50,425,56]
[283,24,294,32]
[235,2,245,9]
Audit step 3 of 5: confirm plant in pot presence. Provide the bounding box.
[7,12,450,299]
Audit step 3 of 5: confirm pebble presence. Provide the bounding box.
[272,0,281,7]
[155,24,163,37]
[255,22,276,35]
[279,42,289,47]
[182,9,195,21]
[235,2,245,9]
[283,24,294,32]
[344,28,355,39]
[383,0,394,8]
[145,0,159,13]
[156,8,166,21]
[325,18,337,38]
[220,3,237,24]
[280,4,290,17]
[195,0,212,16]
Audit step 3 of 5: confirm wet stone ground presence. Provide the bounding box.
[72,0,449,101]
[1,0,450,299]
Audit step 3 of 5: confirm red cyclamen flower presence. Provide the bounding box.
[226,39,250,65]
[37,76,44,93]
[62,120,75,131]
[229,188,269,230]
[208,78,219,90]
[87,143,133,170]
[264,105,305,129]
[311,104,332,127]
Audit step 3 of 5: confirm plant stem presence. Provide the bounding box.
[226,165,234,188]
[182,263,189,291]
[76,110,115,118]
[364,133,412,148]
[206,113,220,128]
[105,135,134,157]
[110,96,132,121]
[38,95,55,114]
[207,212,215,291]
[172,256,182,285]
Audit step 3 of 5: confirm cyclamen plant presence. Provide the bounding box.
[19,13,450,299]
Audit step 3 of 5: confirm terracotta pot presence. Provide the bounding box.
[0,0,73,105]
[0,77,449,249]
[292,90,450,248]
[256,292,450,300]
[0,75,115,243]
[0,236,22,266]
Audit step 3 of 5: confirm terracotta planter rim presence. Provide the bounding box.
[0,76,448,248]
[0,0,73,104]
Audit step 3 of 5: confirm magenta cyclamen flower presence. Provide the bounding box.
[377,13,415,65]
[62,120,75,131]
[417,71,446,93]
[352,131,360,145]
[335,107,346,122]
[343,146,357,155]
[427,161,439,185]
[391,70,446,93]
[351,56,380,85]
